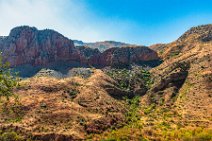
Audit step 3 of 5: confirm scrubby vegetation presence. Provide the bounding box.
[106,68,131,90]
[125,96,141,124]
[91,96,144,141]
[105,67,153,92]
[139,69,153,89]
[0,57,19,101]
[0,56,23,123]
[0,131,25,141]
[94,103,212,141]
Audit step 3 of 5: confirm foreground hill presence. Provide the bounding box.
[0,69,131,140]
[143,24,212,120]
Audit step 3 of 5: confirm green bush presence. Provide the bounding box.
[140,69,153,89]
[125,96,140,123]
[0,131,24,141]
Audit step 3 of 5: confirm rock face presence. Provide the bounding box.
[0,26,160,73]
[0,26,80,67]
[77,46,101,64]
[89,46,160,68]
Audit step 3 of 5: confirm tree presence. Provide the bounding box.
[0,56,18,101]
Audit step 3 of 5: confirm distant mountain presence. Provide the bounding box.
[73,40,137,52]
[0,26,80,67]
[0,26,159,77]
[73,40,84,46]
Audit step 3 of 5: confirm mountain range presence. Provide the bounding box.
[0,24,211,141]
[0,26,160,77]
[73,40,135,52]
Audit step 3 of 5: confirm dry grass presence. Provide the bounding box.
[0,70,127,140]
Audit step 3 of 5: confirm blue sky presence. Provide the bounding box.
[0,0,212,45]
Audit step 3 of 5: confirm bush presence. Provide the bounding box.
[140,69,153,89]
[0,131,24,141]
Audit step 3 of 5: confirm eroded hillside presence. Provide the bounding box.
[0,69,133,140]
[144,24,212,120]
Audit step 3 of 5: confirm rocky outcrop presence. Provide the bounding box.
[89,46,160,68]
[67,68,94,79]
[0,26,81,67]
[77,46,101,64]
[0,26,160,73]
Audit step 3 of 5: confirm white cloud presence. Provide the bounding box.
[0,0,138,43]
[0,0,61,34]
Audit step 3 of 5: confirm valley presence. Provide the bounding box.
[0,24,211,141]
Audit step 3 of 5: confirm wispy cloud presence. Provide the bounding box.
[1,0,211,45]
[0,0,138,43]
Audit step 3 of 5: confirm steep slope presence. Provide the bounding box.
[142,24,212,121]
[0,26,81,67]
[89,46,160,68]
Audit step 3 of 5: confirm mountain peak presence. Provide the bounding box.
[178,24,212,42]
[9,26,37,37]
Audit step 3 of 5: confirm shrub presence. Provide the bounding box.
[140,69,153,89]
[0,131,24,141]
[144,104,155,115]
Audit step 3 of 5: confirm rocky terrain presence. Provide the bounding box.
[0,70,129,140]
[143,24,212,120]
[0,24,211,141]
